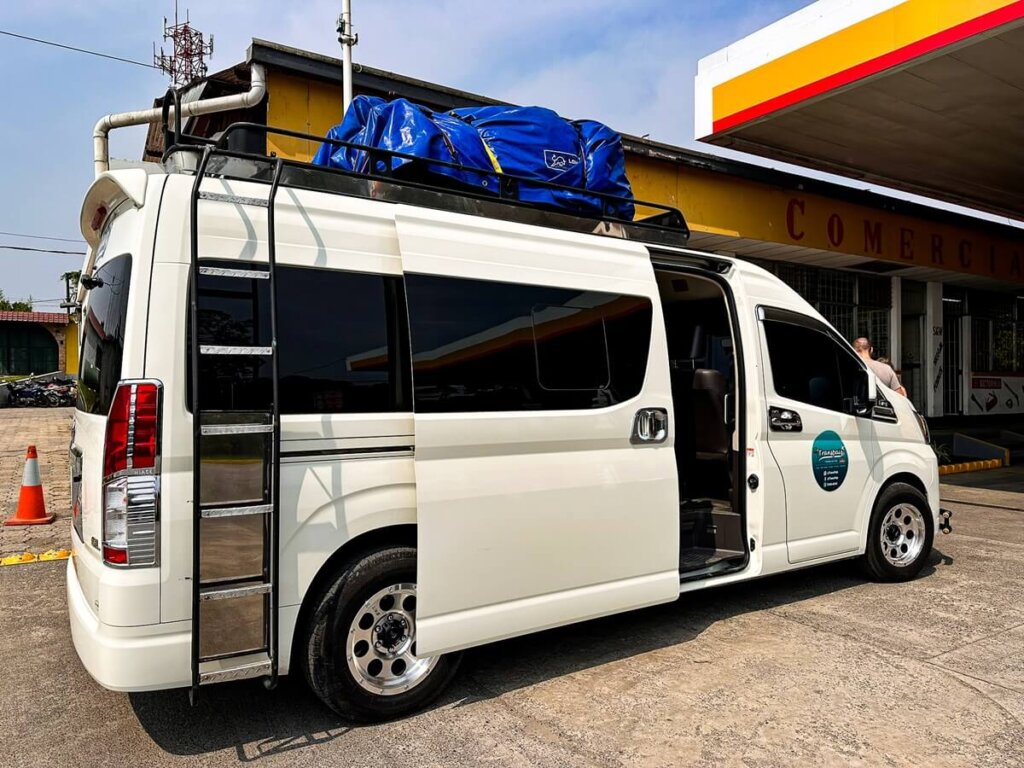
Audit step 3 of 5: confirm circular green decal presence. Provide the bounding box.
[812,430,848,492]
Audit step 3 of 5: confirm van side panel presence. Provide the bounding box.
[153,177,420,649]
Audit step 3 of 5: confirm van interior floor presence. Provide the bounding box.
[678,498,745,572]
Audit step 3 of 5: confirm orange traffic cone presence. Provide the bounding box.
[4,445,54,526]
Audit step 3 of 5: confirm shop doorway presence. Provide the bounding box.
[900,280,926,412]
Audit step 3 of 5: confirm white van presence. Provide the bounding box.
[68,121,951,722]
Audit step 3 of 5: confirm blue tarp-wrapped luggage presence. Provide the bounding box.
[312,96,634,220]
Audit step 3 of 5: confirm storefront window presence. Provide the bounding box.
[750,261,891,358]
[969,290,1022,374]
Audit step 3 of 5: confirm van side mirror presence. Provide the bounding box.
[845,368,875,416]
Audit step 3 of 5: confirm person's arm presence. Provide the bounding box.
[887,368,907,397]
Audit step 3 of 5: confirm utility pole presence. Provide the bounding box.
[337,0,358,114]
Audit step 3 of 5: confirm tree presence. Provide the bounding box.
[0,289,33,312]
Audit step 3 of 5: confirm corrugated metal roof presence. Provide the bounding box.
[0,311,69,325]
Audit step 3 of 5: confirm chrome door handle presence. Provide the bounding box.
[769,406,802,432]
[631,408,669,444]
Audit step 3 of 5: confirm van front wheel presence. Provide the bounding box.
[861,482,934,582]
[304,545,461,721]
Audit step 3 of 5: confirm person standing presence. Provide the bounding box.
[853,337,907,397]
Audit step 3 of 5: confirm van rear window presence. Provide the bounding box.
[77,255,132,415]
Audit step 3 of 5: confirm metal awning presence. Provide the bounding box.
[695,0,1024,220]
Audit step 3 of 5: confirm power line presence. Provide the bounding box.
[0,245,86,256]
[0,230,83,244]
[0,29,160,70]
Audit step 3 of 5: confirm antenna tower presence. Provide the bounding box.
[154,2,214,87]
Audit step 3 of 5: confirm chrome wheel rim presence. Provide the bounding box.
[346,582,438,696]
[880,503,926,567]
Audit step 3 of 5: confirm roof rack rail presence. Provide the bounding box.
[160,110,690,248]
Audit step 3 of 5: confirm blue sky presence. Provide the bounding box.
[0,0,811,302]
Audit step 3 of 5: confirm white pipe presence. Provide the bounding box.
[340,0,354,114]
[92,62,267,178]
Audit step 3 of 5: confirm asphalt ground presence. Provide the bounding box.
[1,410,1023,766]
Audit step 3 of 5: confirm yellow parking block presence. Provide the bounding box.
[0,549,70,566]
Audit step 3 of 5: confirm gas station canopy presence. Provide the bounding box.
[695,0,1024,219]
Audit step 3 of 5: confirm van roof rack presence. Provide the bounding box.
[159,92,689,248]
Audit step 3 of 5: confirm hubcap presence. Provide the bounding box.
[346,583,438,696]
[880,503,926,567]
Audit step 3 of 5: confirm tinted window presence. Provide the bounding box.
[194,263,405,413]
[78,255,132,415]
[763,318,866,412]
[405,274,652,412]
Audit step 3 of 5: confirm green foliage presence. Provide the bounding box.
[931,441,953,466]
[0,289,32,312]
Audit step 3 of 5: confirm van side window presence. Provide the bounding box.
[194,263,407,413]
[405,274,652,412]
[763,319,864,412]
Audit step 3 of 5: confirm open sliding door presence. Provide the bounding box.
[395,206,680,656]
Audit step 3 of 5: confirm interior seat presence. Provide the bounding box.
[692,369,729,461]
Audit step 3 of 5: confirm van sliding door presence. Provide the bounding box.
[395,206,679,656]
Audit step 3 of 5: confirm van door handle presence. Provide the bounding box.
[631,408,669,444]
[769,406,802,432]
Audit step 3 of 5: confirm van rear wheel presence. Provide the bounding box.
[304,545,461,721]
[861,482,934,582]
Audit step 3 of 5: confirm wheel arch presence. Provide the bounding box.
[288,523,417,677]
[880,471,928,499]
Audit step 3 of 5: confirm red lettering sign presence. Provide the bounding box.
[900,228,914,260]
[958,240,972,268]
[864,221,882,255]
[786,198,805,241]
[827,213,844,247]
[931,234,944,265]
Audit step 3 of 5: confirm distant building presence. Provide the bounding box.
[0,310,77,377]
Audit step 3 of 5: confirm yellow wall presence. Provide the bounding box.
[627,154,1024,284]
[64,320,79,376]
[266,69,344,162]
[263,65,1024,284]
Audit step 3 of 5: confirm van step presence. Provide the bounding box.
[201,503,273,519]
[199,266,269,280]
[200,583,272,602]
[198,191,269,207]
[200,423,273,436]
[198,652,272,685]
[199,345,273,356]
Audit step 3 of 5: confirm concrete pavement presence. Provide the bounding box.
[0,407,73,554]
[2,475,1023,767]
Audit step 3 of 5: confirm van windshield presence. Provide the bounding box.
[77,255,132,415]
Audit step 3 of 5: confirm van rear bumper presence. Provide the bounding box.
[67,558,190,692]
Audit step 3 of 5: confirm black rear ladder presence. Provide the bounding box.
[188,151,284,699]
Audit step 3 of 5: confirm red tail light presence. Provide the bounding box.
[104,382,160,478]
[103,381,161,568]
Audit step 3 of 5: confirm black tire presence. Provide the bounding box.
[304,545,461,722]
[861,482,934,582]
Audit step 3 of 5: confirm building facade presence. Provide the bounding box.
[151,38,1024,420]
[0,310,76,377]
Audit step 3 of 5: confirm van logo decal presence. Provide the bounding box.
[811,430,848,492]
